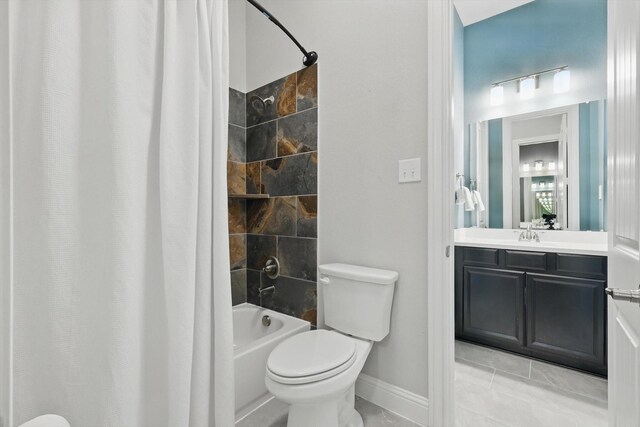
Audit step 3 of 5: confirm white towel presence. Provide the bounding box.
[472,190,485,212]
[461,186,475,211]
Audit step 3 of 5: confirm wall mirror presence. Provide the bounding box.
[454,0,607,232]
[469,101,606,231]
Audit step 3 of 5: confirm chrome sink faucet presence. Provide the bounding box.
[519,224,540,242]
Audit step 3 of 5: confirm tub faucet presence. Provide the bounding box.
[258,285,275,296]
[262,256,280,279]
[258,285,275,308]
[519,224,540,242]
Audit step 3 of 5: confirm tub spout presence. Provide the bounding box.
[258,285,275,296]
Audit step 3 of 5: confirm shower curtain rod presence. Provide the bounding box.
[246,0,318,67]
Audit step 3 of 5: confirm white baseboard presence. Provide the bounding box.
[355,373,428,426]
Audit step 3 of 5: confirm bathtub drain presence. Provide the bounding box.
[262,315,271,327]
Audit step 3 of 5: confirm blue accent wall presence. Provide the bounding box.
[579,101,607,231]
[464,0,607,124]
[488,119,503,228]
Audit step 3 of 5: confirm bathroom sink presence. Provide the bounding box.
[453,228,608,256]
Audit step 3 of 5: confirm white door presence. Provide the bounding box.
[607,1,640,425]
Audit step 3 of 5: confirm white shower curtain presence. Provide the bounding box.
[1,1,234,426]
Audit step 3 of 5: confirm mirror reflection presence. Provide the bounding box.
[465,101,606,231]
[454,0,607,232]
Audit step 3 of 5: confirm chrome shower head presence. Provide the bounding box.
[249,95,275,114]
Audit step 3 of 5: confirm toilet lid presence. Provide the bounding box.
[267,330,356,379]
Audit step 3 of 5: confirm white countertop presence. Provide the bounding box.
[454,228,608,256]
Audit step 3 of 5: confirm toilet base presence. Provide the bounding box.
[345,409,364,427]
[284,385,363,427]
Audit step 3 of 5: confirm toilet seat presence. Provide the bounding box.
[266,330,357,385]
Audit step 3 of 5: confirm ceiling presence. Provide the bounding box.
[453,0,535,26]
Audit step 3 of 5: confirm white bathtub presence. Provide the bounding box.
[233,303,310,419]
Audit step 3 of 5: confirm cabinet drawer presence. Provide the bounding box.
[505,250,547,271]
[555,254,607,278]
[462,247,499,266]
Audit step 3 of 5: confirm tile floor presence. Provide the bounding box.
[455,340,608,427]
[237,341,607,427]
[236,395,421,427]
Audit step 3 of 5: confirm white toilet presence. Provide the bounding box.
[265,263,398,427]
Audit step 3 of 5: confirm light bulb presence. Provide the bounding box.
[548,161,556,170]
[522,162,530,172]
[554,69,571,93]
[490,85,504,106]
[520,77,536,100]
[534,160,544,171]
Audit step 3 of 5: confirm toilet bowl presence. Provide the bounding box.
[265,330,372,427]
[264,263,398,427]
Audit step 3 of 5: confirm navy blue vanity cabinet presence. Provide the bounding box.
[455,246,607,376]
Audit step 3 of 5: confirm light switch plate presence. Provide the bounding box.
[398,158,421,183]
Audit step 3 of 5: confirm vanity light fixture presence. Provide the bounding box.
[554,68,571,93]
[522,162,530,172]
[490,85,504,106]
[489,66,569,105]
[534,160,544,171]
[548,161,556,171]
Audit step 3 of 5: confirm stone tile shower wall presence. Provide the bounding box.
[227,64,318,325]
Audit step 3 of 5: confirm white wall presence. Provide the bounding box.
[241,0,429,397]
[511,114,562,140]
[229,0,247,92]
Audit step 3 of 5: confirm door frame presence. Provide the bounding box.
[0,1,12,424]
[428,1,626,426]
[426,1,455,426]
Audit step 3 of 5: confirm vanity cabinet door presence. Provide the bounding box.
[461,267,526,350]
[525,273,606,375]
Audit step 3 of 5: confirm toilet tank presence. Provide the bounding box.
[318,263,398,342]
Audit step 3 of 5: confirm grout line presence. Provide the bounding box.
[244,268,318,285]
[294,196,298,237]
[274,118,279,159]
[455,352,495,372]
[245,233,317,241]
[246,149,318,165]
[247,194,317,199]
[245,106,318,130]
[526,370,608,403]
